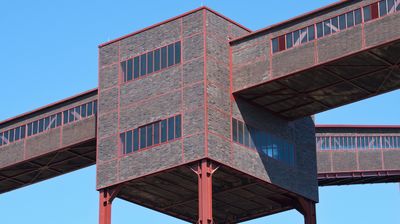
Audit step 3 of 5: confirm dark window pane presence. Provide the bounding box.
[244,125,250,147]
[9,129,14,142]
[81,104,87,118]
[120,133,126,154]
[300,28,308,43]
[134,56,140,79]
[3,131,8,144]
[87,102,93,116]
[75,106,81,120]
[249,126,256,149]
[286,33,293,49]
[175,115,181,138]
[147,125,153,147]
[331,17,338,33]
[388,0,395,13]
[397,0,400,11]
[0,133,3,146]
[63,111,69,124]
[232,118,238,142]
[126,131,133,154]
[28,123,33,136]
[121,61,127,82]
[339,14,346,30]
[168,117,175,141]
[140,54,147,76]
[168,44,174,66]
[308,25,315,41]
[93,101,97,114]
[161,46,167,69]
[133,129,139,151]
[69,109,75,122]
[127,59,133,81]
[33,121,38,135]
[364,6,372,21]
[161,120,167,143]
[323,20,331,36]
[293,30,300,46]
[147,51,153,74]
[154,49,161,72]
[140,127,146,149]
[15,127,20,141]
[154,122,160,145]
[380,0,388,16]
[316,22,324,38]
[355,9,362,25]
[56,113,62,127]
[44,117,49,130]
[272,38,279,53]
[174,41,181,64]
[347,11,354,27]
[238,121,243,144]
[21,126,25,138]
[38,119,44,133]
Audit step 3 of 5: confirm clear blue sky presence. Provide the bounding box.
[0,0,399,223]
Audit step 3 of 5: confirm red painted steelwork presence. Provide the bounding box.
[99,186,121,224]
[295,198,317,224]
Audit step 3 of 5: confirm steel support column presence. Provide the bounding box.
[99,185,122,224]
[191,159,219,224]
[295,197,317,224]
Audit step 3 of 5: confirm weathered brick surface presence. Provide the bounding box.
[183,108,204,136]
[0,141,24,168]
[99,64,119,90]
[183,10,203,37]
[97,159,118,189]
[99,87,118,115]
[183,133,205,162]
[332,151,357,172]
[98,112,118,138]
[183,33,204,61]
[183,83,204,110]
[365,13,400,47]
[383,150,400,170]
[358,150,382,171]
[98,135,118,162]
[26,129,60,159]
[316,151,331,173]
[183,57,204,85]
[62,117,96,147]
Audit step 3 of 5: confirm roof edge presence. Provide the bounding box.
[98,6,251,48]
[0,88,98,127]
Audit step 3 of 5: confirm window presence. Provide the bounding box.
[133,56,140,79]
[347,11,354,27]
[174,42,181,64]
[355,9,362,25]
[272,38,279,53]
[120,115,182,155]
[154,49,161,72]
[300,27,308,43]
[147,51,153,74]
[140,54,147,77]
[286,32,293,49]
[167,43,174,67]
[339,14,346,30]
[161,46,167,69]
[308,25,315,41]
[127,59,133,81]
[323,19,331,36]
[293,30,300,46]
[316,22,323,38]
[331,17,339,33]
[380,0,388,16]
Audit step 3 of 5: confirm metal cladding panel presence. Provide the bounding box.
[0,141,24,169]
[25,129,61,159]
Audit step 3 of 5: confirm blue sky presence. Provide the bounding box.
[0,0,399,223]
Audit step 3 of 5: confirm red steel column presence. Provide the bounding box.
[296,197,317,224]
[99,189,112,224]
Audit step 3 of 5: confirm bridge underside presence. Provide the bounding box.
[318,170,400,186]
[0,139,96,194]
[115,163,305,223]
[236,40,400,119]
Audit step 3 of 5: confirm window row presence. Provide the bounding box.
[0,125,26,147]
[121,41,181,83]
[316,135,400,150]
[272,0,400,53]
[232,118,295,166]
[120,115,182,155]
[62,100,97,126]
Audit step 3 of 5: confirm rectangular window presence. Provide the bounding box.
[9,129,14,142]
[331,17,339,33]
[174,41,181,64]
[15,127,21,141]
[147,125,153,147]
[161,46,167,69]
[140,54,147,77]
[316,22,324,38]
[33,120,38,135]
[300,27,308,43]
[0,133,3,146]
[121,61,127,82]
[63,111,69,124]
[238,121,243,144]
[323,19,331,36]
[133,56,140,79]
[347,11,355,28]
[147,51,154,74]
[133,129,139,151]
[380,0,388,16]
[175,115,181,138]
[154,49,161,72]
[21,126,26,139]
[161,119,167,143]
[293,30,300,46]
[154,122,160,145]
[278,35,286,51]
[397,0,400,11]
[56,113,62,127]
[167,43,174,67]
[120,133,126,153]
[364,5,372,21]
[127,59,133,81]
[75,106,81,120]
[28,123,33,136]
[387,0,395,13]
[93,101,97,114]
[126,130,133,154]
[232,118,238,142]
[87,102,93,116]
[81,104,87,118]
[308,25,315,41]
[339,14,347,30]
[44,117,50,130]
[3,131,8,144]
[168,117,175,141]
[286,32,293,49]
[272,38,279,53]
[140,127,146,149]
[355,9,362,25]
[69,109,75,123]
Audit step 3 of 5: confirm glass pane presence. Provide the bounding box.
[56,113,62,127]
[154,49,161,72]
[126,130,133,154]
[121,61,127,82]
[331,17,339,33]
[380,0,388,16]
[168,117,175,140]
[134,56,140,79]
[15,127,20,141]
[81,104,87,118]
[161,46,167,69]
[300,28,308,43]
[0,133,3,146]
[140,127,146,149]
[75,106,81,120]
[133,129,139,151]
[140,54,147,76]
[339,14,346,30]
[154,122,160,145]
[147,125,153,147]
[387,0,395,13]
[272,38,279,53]
[238,121,243,144]
[9,129,14,142]
[3,131,9,144]
[397,0,400,11]
[249,127,256,149]
[293,30,300,46]
[244,125,250,147]
[93,101,97,114]
[355,9,362,25]
[69,109,75,122]
[28,123,33,136]
[323,20,331,36]
[168,44,174,67]
[308,25,315,41]
[44,117,50,130]
[364,6,372,21]
[38,119,44,133]
[347,11,354,27]
[87,102,93,116]
[120,133,125,154]
[33,121,38,135]
[147,51,153,74]
[286,33,293,49]
[127,59,133,81]
[161,120,167,143]
[232,118,238,142]
[175,115,181,138]
[21,126,26,138]
[316,22,324,38]
[174,41,181,64]
[63,111,69,124]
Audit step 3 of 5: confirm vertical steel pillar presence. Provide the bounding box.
[191,159,219,224]
[295,197,317,224]
[99,185,122,224]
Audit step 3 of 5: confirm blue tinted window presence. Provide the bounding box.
[232,118,238,142]
[28,123,33,136]
[154,49,161,72]
[0,133,3,146]
[127,59,133,81]
[81,104,87,118]
[133,129,139,151]
[93,101,97,114]
[168,117,175,141]
[154,122,160,145]
[140,54,147,76]
[134,56,140,79]
[238,121,243,144]
[244,125,249,147]
[121,61,127,82]
[147,52,153,74]
[323,20,331,35]
[87,102,93,116]
[126,130,133,154]
[174,42,181,64]
[9,129,14,142]
[161,46,167,69]
[161,120,167,143]
[167,44,174,67]
[120,133,126,154]
[175,115,181,138]
[286,33,293,49]
[355,9,362,25]
[147,125,153,147]
[316,22,323,38]
[140,127,146,149]
[272,38,279,53]
[307,25,315,41]
[56,113,62,127]
[21,126,26,139]
[33,121,38,135]
[347,11,354,27]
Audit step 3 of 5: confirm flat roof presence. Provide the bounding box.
[99,6,251,48]
[0,88,98,127]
